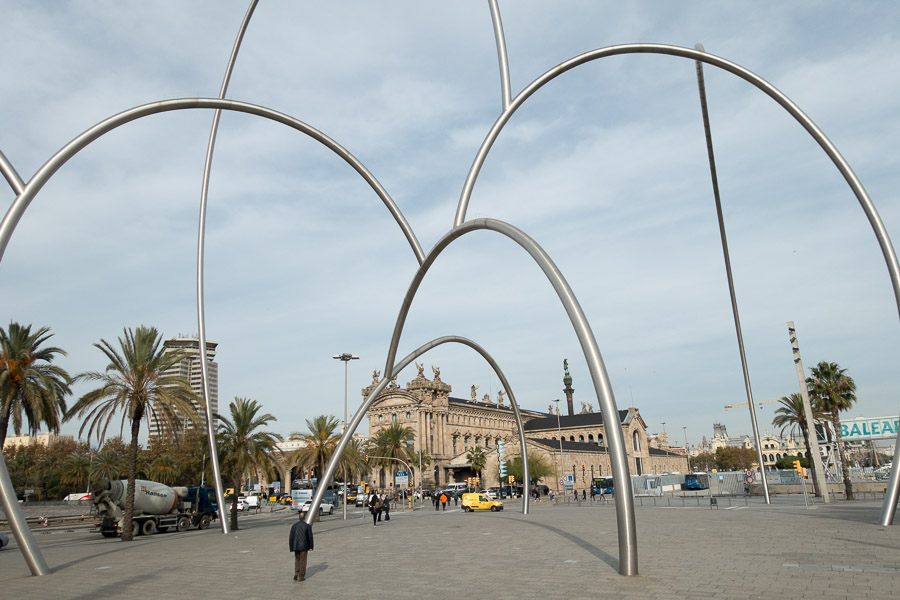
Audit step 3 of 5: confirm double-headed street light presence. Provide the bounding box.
[333,352,358,521]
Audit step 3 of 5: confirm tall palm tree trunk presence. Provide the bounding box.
[830,410,854,500]
[0,409,12,451]
[121,417,141,541]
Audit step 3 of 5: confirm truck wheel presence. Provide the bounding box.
[141,519,157,536]
[176,516,190,532]
[132,522,140,537]
[198,514,211,530]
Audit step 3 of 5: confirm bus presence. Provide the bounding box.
[591,477,614,495]
[684,472,710,490]
[290,479,315,509]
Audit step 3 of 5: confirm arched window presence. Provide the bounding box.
[406,412,411,420]
[597,434,604,446]
[588,434,594,443]
[569,435,575,442]
[392,413,398,423]
[453,437,457,454]
[579,435,585,442]
[378,415,383,423]
[633,431,641,452]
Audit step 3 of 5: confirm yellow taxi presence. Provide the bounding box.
[461,492,503,512]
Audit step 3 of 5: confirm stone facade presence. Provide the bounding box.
[364,367,689,492]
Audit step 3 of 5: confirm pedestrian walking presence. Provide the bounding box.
[582,489,586,501]
[433,492,439,511]
[288,513,314,582]
[383,493,391,521]
[368,491,382,526]
[453,493,458,506]
[440,492,447,510]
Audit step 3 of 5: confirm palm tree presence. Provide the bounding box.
[772,393,828,497]
[369,422,418,487]
[60,450,92,491]
[66,326,201,541]
[466,445,487,487]
[289,415,341,482]
[91,449,123,481]
[216,397,282,530]
[0,322,74,449]
[151,455,178,485]
[807,361,857,500]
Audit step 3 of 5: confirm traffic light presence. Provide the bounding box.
[365,454,369,463]
[792,460,802,473]
[498,441,506,459]
[509,475,515,483]
[499,460,508,477]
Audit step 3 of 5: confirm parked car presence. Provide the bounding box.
[482,489,499,500]
[231,497,247,511]
[243,495,259,510]
[298,500,334,516]
[461,493,503,512]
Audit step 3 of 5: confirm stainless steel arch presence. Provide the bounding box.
[196,0,259,535]
[453,42,900,525]
[382,218,638,575]
[0,98,425,264]
[306,334,531,523]
[0,148,25,196]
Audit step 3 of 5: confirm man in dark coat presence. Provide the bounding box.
[288,514,314,582]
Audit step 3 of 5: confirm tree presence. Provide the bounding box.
[0,323,74,449]
[151,455,178,485]
[807,361,857,500]
[60,450,92,491]
[466,445,487,484]
[216,397,282,530]
[92,448,124,481]
[368,422,418,487]
[66,326,201,541]
[289,415,341,483]
[714,446,757,471]
[772,392,828,497]
[502,451,554,486]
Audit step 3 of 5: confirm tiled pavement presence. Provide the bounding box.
[1,497,897,599]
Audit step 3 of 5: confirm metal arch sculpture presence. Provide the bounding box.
[307,334,532,521]
[454,41,900,527]
[195,0,260,536]
[0,97,425,575]
[371,218,638,574]
[0,99,423,264]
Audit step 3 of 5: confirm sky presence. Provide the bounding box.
[2,1,899,451]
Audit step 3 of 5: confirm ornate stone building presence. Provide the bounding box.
[364,363,688,492]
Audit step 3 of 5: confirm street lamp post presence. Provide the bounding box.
[333,352,359,521]
[661,422,668,474]
[554,399,564,498]
[682,426,689,472]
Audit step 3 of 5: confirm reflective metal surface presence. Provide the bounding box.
[307,335,530,519]
[0,442,49,575]
[693,44,770,503]
[196,0,259,537]
[382,219,638,575]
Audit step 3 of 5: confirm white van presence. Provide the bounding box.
[446,482,468,493]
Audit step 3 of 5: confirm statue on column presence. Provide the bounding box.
[372,369,380,384]
[482,393,491,403]
[432,365,441,380]
[497,390,505,406]
[415,361,425,378]
[470,384,479,401]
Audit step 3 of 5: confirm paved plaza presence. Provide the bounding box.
[1,497,897,599]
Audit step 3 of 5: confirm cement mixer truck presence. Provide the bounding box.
[92,478,218,537]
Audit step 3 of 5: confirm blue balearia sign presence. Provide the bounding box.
[839,416,899,441]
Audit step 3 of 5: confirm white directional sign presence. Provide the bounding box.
[395,470,409,486]
[564,474,574,489]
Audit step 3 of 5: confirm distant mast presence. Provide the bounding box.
[563,359,575,416]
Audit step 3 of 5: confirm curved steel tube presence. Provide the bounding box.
[453,42,900,525]
[488,0,512,111]
[196,0,259,535]
[0,97,425,265]
[693,44,771,504]
[382,219,637,575]
[0,148,25,196]
[307,334,530,521]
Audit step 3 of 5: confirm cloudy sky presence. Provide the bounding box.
[2,1,899,450]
